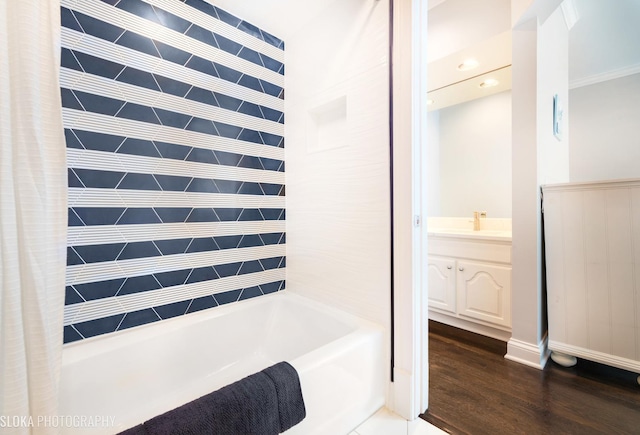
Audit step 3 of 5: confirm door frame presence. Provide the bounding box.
[389,0,430,419]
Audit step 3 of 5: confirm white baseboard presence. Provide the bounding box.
[505,335,550,370]
[549,341,640,374]
[390,367,414,421]
[428,310,512,342]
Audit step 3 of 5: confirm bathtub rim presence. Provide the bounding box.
[61,290,382,365]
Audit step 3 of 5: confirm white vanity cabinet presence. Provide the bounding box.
[456,260,511,328]
[427,256,456,314]
[427,231,512,340]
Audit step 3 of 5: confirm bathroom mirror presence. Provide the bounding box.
[426,0,513,219]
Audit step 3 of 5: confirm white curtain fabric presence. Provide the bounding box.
[0,1,67,434]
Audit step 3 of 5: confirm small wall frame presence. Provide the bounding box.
[553,93,563,141]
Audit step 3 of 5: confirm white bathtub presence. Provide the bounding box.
[58,292,385,434]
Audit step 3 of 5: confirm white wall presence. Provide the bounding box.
[435,90,512,218]
[508,2,569,369]
[568,0,640,85]
[284,0,391,326]
[509,18,542,368]
[426,111,440,217]
[537,9,570,187]
[569,73,640,182]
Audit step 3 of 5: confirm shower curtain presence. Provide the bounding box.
[1,1,67,434]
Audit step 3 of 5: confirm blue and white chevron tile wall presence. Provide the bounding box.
[60,0,286,343]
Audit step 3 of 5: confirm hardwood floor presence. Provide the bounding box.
[421,321,640,435]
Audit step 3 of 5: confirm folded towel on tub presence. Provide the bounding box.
[119,361,305,435]
[262,361,307,433]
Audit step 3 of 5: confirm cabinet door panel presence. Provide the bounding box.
[428,256,456,313]
[457,260,511,327]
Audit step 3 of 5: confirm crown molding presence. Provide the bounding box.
[569,63,640,89]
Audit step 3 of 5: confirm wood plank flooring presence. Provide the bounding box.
[421,321,640,434]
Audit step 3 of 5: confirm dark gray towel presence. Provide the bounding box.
[119,361,305,435]
[263,362,306,433]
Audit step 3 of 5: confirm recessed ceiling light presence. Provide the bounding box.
[479,78,499,88]
[457,59,479,71]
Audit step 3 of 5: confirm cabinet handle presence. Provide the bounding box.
[458,267,464,271]
[447,265,452,270]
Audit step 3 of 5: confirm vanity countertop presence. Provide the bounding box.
[427,228,512,242]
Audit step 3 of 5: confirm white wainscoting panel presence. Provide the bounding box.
[542,179,640,373]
